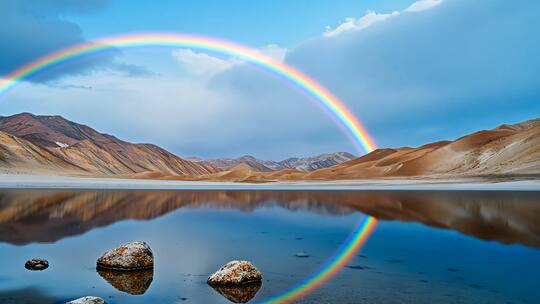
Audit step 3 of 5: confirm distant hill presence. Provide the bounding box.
[0,113,218,176]
[189,152,356,172]
[197,117,540,181]
[303,117,540,179]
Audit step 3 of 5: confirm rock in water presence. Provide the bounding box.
[65,296,106,304]
[295,252,310,258]
[207,260,262,285]
[96,241,154,270]
[25,258,49,271]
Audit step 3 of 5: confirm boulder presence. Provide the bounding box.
[207,260,262,286]
[65,296,106,304]
[96,241,153,270]
[25,258,49,271]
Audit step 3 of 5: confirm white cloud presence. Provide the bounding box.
[171,44,287,79]
[324,0,444,37]
[289,0,540,149]
[258,44,287,62]
[405,0,444,13]
[171,49,236,78]
[324,11,399,37]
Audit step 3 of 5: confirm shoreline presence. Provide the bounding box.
[0,173,539,190]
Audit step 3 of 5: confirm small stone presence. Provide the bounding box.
[207,260,262,286]
[65,296,106,304]
[97,241,154,270]
[295,252,310,258]
[345,265,370,270]
[25,258,49,271]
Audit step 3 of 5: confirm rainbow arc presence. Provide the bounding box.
[0,33,376,154]
[0,33,378,303]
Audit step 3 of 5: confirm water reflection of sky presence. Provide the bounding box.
[0,190,538,303]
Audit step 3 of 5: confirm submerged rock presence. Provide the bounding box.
[97,268,153,295]
[295,252,310,258]
[96,241,154,270]
[345,265,371,270]
[207,260,262,286]
[210,281,262,303]
[25,258,49,271]
[65,296,106,304]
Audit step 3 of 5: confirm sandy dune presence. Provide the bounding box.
[196,117,540,182]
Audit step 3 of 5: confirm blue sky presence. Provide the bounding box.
[71,0,417,46]
[0,0,539,159]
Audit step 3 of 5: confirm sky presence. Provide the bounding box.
[0,0,539,160]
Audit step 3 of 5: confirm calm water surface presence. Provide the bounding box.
[0,189,538,303]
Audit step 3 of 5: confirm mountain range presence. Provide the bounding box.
[0,113,352,177]
[0,112,539,181]
[188,152,355,172]
[195,117,540,181]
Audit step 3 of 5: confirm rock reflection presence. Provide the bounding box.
[96,268,153,295]
[210,282,262,303]
[0,189,538,247]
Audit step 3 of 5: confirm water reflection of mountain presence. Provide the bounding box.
[0,190,538,248]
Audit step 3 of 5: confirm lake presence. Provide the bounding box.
[0,189,538,303]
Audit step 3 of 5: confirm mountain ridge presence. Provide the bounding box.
[195,117,540,182]
[0,112,218,176]
[189,152,356,172]
[0,112,538,181]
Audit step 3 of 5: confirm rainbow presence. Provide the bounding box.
[258,216,377,303]
[0,33,376,154]
[0,32,379,303]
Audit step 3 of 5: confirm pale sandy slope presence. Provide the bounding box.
[303,118,540,179]
[197,117,540,182]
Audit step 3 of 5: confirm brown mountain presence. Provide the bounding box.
[197,117,540,181]
[304,117,540,180]
[0,113,218,176]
